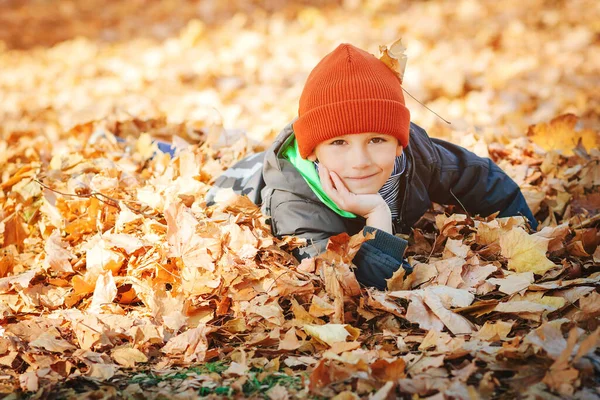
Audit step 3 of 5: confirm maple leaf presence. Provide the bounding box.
[379,38,408,82]
[474,320,514,341]
[487,271,534,295]
[2,213,28,249]
[389,286,474,334]
[165,202,217,271]
[528,114,599,156]
[88,271,117,313]
[42,230,74,275]
[111,347,148,368]
[1,2,600,396]
[303,324,359,347]
[499,227,557,274]
[542,328,580,396]
[278,327,302,351]
[29,329,77,353]
[422,287,475,335]
[162,324,217,364]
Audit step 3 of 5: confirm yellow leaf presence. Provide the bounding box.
[499,227,557,274]
[86,240,125,275]
[379,38,408,82]
[487,272,534,295]
[135,133,158,159]
[528,114,599,155]
[278,327,302,351]
[111,346,148,368]
[303,324,356,346]
[475,320,514,341]
[42,230,74,275]
[88,271,117,313]
[29,329,77,353]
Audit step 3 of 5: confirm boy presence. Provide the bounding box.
[207,43,537,290]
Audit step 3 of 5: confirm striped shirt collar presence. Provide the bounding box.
[379,153,406,220]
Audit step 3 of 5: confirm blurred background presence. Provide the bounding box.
[0,0,598,143]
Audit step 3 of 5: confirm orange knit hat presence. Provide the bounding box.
[293,43,411,159]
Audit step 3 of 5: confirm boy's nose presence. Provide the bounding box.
[350,148,372,168]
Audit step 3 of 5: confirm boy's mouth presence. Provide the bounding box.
[347,172,378,180]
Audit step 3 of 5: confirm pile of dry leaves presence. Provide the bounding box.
[0,0,599,398]
[0,113,599,399]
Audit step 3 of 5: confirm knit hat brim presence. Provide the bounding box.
[293,98,410,159]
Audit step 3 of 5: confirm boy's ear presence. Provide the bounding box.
[307,152,317,162]
[396,145,404,157]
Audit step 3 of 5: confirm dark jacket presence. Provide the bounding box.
[207,121,537,290]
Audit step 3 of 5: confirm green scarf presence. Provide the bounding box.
[281,135,357,219]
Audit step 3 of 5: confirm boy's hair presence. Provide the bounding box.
[293,43,411,159]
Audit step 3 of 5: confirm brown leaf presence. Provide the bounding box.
[162,324,216,364]
[29,329,77,353]
[303,324,358,347]
[542,328,580,396]
[111,347,148,368]
[524,320,569,359]
[278,327,302,351]
[422,287,475,335]
[0,268,38,293]
[474,320,514,341]
[388,290,444,331]
[578,291,600,317]
[573,328,600,363]
[487,272,534,295]
[87,363,118,380]
[370,358,406,381]
[309,294,336,317]
[19,371,38,392]
[406,354,445,376]
[2,213,28,249]
[88,271,117,313]
[42,230,74,275]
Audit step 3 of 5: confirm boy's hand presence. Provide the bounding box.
[318,165,389,219]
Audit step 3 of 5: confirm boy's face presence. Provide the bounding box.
[307,133,403,194]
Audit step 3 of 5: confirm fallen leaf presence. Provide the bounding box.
[162,324,216,363]
[88,271,117,313]
[29,329,77,353]
[423,288,475,334]
[42,230,74,275]
[487,272,534,295]
[278,327,302,351]
[111,346,148,368]
[474,320,514,341]
[303,324,358,347]
[528,114,598,155]
[19,371,38,392]
[500,227,557,274]
[524,319,569,359]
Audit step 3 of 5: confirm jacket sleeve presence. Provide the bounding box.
[269,197,411,290]
[269,198,342,260]
[427,138,538,230]
[353,227,411,290]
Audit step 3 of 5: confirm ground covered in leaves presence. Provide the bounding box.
[1,0,600,399]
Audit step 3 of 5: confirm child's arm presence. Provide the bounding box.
[269,196,409,291]
[425,135,538,229]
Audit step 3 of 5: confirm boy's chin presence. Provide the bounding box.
[346,185,383,195]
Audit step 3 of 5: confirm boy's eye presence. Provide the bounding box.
[330,140,346,145]
[370,137,386,144]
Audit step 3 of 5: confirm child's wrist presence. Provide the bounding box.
[365,204,392,233]
[364,202,391,219]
